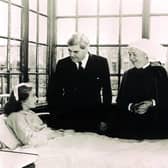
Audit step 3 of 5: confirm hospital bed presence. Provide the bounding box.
[1,112,168,168]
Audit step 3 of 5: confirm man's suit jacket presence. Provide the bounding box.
[47,53,112,120]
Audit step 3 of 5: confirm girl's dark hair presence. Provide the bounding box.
[4,85,32,116]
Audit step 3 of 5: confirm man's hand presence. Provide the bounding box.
[100,122,108,132]
[131,100,153,115]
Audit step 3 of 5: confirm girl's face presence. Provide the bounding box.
[23,90,37,109]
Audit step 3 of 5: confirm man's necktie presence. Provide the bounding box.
[78,62,84,71]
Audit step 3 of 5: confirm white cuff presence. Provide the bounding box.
[152,99,156,106]
[128,103,133,111]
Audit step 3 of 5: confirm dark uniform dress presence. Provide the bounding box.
[47,53,112,132]
[116,64,168,139]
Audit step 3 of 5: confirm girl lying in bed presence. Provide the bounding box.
[4,83,64,146]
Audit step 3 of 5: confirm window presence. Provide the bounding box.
[0,1,22,97]
[150,0,168,70]
[0,0,48,109]
[55,0,143,103]
[28,0,48,104]
[0,0,167,108]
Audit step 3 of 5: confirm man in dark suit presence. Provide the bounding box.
[47,33,112,132]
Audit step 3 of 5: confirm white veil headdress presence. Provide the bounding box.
[13,83,32,101]
[129,39,167,64]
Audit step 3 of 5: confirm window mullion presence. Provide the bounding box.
[20,0,29,82]
[142,0,150,38]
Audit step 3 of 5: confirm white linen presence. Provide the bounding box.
[16,131,168,168]
[0,150,38,168]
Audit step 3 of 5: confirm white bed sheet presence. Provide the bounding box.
[16,131,168,168]
[0,150,38,168]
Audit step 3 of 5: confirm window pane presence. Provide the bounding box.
[10,75,19,92]
[29,75,47,105]
[151,0,168,13]
[99,0,119,15]
[38,75,47,104]
[121,47,133,73]
[99,18,119,44]
[78,18,97,44]
[29,0,37,11]
[0,76,7,94]
[150,16,168,44]
[29,75,36,94]
[121,17,142,44]
[28,43,36,72]
[57,19,76,44]
[11,5,21,39]
[9,40,20,72]
[56,0,76,16]
[0,39,7,71]
[38,45,47,73]
[39,0,47,14]
[111,76,118,103]
[39,16,47,44]
[29,12,37,42]
[56,47,69,62]
[122,0,143,14]
[0,2,8,37]
[78,0,97,15]
[11,0,21,5]
[99,47,119,74]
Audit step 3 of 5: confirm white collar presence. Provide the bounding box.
[81,52,89,68]
[142,62,150,69]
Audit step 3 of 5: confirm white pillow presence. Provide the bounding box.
[0,141,6,149]
[0,114,21,149]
